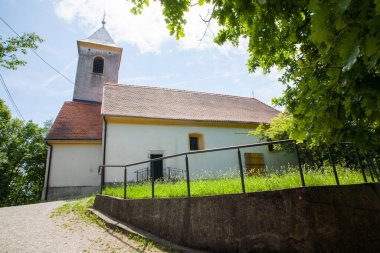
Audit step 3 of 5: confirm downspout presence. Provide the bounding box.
[101,117,108,191]
[45,142,53,201]
[102,116,108,166]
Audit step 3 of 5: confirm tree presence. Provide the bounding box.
[252,113,360,169]
[0,33,43,70]
[130,0,380,151]
[0,100,48,206]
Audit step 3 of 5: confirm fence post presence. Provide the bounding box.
[294,142,305,186]
[327,147,340,185]
[237,148,246,193]
[99,166,103,195]
[101,166,105,194]
[124,167,127,199]
[185,155,191,198]
[151,164,155,199]
[354,148,367,183]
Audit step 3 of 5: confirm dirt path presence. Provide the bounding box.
[0,201,167,253]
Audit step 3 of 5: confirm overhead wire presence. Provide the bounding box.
[0,74,25,121]
[0,16,75,85]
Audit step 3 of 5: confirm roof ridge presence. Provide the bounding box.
[108,83,276,109]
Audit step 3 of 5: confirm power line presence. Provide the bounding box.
[0,16,75,85]
[0,74,25,121]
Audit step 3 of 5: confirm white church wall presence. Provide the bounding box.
[104,123,297,183]
[49,144,102,187]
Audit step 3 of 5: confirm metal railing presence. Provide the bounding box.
[135,167,149,182]
[167,167,184,180]
[134,167,184,182]
[98,139,380,200]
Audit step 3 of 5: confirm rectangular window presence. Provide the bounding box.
[189,137,199,150]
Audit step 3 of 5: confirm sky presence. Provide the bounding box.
[0,0,285,126]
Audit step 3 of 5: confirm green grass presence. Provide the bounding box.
[51,196,105,226]
[51,196,178,252]
[104,166,368,199]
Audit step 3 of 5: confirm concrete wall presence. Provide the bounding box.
[45,144,102,200]
[104,123,296,183]
[73,46,120,102]
[94,183,380,253]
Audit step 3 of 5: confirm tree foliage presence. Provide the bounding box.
[252,113,366,169]
[0,33,43,70]
[129,0,380,151]
[0,100,48,207]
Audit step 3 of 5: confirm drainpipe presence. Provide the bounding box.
[102,116,107,166]
[44,142,53,201]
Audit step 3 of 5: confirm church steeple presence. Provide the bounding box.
[73,19,123,103]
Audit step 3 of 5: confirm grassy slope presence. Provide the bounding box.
[51,197,178,252]
[104,166,368,199]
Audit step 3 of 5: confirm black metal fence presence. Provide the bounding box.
[98,139,380,199]
[135,167,184,182]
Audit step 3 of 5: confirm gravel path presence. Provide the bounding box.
[0,201,165,253]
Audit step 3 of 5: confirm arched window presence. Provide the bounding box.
[93,57,104,73]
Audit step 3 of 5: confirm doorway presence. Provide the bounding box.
[150,154,163,180]
[244,153,265,176]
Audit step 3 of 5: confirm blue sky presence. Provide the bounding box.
[1,0,285,126]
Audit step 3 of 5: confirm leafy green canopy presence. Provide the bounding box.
[0,100,48,206]
[130,0,380,151]
[0,33,43,70]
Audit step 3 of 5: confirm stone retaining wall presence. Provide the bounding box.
[94,183,380,252]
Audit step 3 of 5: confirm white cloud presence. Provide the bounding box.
[53,0,245,54]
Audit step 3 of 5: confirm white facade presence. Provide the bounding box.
[103,122,296,183]
[48,144,102,187]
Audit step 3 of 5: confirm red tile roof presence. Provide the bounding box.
[47,101,102,140]
[102,84,279,124]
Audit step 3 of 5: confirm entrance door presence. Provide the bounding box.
[150,154,163,180]
[244,153,265,176]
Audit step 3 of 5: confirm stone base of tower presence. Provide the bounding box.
[42,186,100,201]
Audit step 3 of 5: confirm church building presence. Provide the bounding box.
[42,21,295,200]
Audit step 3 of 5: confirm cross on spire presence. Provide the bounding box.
[102,11,106,27]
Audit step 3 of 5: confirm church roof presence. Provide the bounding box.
[102,84,279,124]
[79,26,120,48]
[47,101,102,140]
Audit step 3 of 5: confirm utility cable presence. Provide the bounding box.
[0,74,25,121]
[0,16,75,85]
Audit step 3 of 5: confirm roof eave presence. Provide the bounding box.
[101,114,265,125]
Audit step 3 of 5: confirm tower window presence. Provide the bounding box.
[93,57,104,73]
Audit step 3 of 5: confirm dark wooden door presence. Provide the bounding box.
[150,154,163,180]
[244,153,265,176]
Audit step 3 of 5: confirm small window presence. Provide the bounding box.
[93,57,104,73]
[190,137,199,150]
[189,133,204,150]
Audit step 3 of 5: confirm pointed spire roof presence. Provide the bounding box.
[78,15,120,48]
[79,26,120,48]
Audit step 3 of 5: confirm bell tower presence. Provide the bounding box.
[73,18,122,103]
